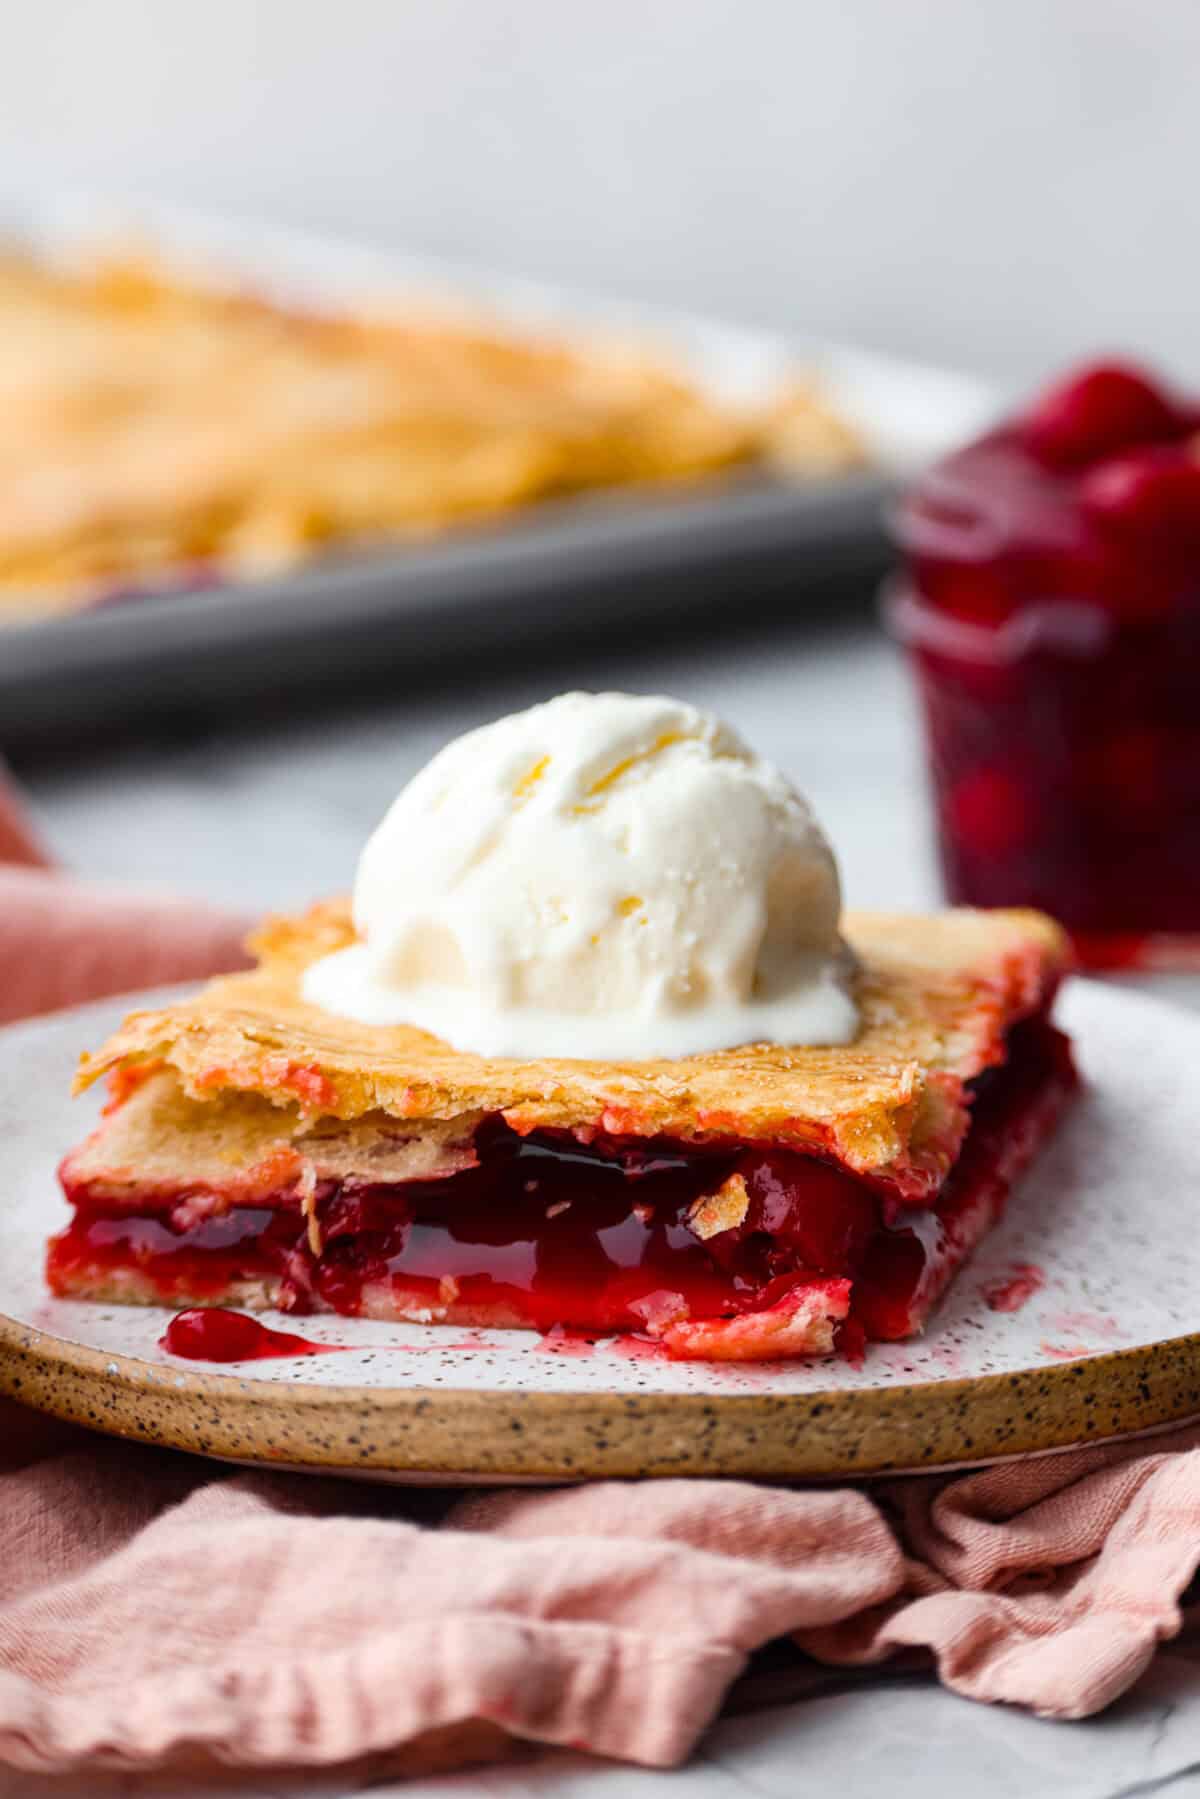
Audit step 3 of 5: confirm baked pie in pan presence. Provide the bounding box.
[0,253,864,615]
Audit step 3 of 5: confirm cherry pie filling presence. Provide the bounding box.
[894,361,1200,967]
[48,1019,1075,1349]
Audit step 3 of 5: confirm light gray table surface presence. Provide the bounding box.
[17,616,935,921]
[10,614,1200,1799]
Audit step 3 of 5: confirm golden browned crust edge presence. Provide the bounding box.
[63,1071,484,1205]
[73,900,1069,1195]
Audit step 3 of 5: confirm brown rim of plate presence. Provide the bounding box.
[3,1311,1198,1480]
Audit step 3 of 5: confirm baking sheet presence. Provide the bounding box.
[0,198,999,740]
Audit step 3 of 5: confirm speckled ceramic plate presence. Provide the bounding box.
[2,980,1199,1482]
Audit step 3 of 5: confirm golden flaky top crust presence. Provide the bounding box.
[75,902,1069,1200]
[0,254,864,613]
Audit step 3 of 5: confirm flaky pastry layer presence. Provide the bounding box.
[75,902,1069,1201]
[64,1070,482,1211]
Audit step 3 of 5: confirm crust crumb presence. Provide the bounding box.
[298,1161,322,1256]
[688,1172,750,1241]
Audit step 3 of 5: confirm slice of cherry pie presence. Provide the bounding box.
[49,902,1075,1360]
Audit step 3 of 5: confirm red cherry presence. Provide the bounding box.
[1077,448,1200,621]
[1084,728,1169,826]
[738,1152,880,1277]
[1080,446,1200,544]
[1022,362,1182,470]
[946,766,1031,863]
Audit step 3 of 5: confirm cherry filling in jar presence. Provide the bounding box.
[892,361,1200,969]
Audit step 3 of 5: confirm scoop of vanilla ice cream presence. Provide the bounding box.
[301,691,859,1058]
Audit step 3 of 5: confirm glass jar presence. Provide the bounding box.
[890,362,1200,970]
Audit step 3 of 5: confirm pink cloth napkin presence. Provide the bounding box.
[2,762,1200,1778]
[0,766,251,1024]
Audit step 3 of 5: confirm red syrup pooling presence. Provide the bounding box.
[50,1020,1075,1350]
[158,1308,490,1363]
[892,359,1200,965]
[981,1263,1046,1314]
[159,1307,348,1362]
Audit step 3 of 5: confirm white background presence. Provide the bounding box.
[2,0,1197,384]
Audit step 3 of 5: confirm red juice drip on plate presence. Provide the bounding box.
[159,1308,580,1363]
[160,1307,350,1363]
[981,1263,1045,1314]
